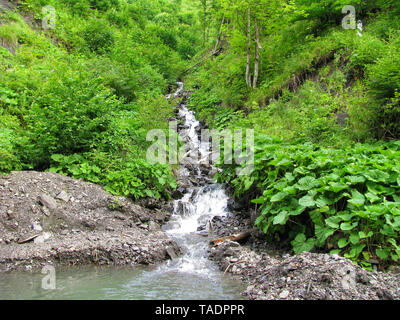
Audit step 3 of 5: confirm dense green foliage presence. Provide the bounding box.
[186,0,400,142]
[217,138,400,268]
[0,0,202,199]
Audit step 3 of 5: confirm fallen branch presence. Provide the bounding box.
[209,228,257,246]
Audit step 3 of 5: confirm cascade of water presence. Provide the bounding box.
[160,82,231,277]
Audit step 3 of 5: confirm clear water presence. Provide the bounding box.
[0,264,244,300]
[0,83,245,300]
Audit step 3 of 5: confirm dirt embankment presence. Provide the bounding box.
[0,171,181,272]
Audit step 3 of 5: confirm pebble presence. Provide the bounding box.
[32,222,43,231]
[56,191,70,202]
[33,232,52,244]
[39,194,57,210]
[279,290,290,299]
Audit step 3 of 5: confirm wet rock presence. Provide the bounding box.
[166,247,178,259]
[227,198,244,212]
[189,189,199,202]
[172,188,185,200]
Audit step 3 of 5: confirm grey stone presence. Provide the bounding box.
[148,221,160,232]
[166,247,178,259]
[56,191,70,202]
[39,194,57,210]
[33,232,52,244]
[279,290,290,299]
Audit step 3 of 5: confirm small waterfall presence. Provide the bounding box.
[159,82,232,277]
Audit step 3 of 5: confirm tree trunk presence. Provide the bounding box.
[246,7,252,88]
[202,0,207,48]
[213,16,225,56]
[253,17,261,89]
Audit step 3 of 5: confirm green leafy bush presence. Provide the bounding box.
[103,160,177,200]
[26,70,120,168]
[83,20,115,54]
[367,42,400,138]
[349,35,387,76]
[49,154,177,200]
[89,0,120,12]
[217,136,400,269]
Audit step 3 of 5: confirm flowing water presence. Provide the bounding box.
[0,83,245,300]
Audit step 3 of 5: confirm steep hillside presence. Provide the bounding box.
[0,0,202,199]
[183,1,400,269]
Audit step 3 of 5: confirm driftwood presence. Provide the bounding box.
[209,228,257,246]
[18,233,41,244]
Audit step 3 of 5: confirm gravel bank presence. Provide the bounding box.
[0,171,181,272]
[207,202,400,300]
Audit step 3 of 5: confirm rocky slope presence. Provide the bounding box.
[0,171,181,272]
[207,209,400,300]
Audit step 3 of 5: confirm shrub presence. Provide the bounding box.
[367,43,400,138]
[83,20,115,53]
[26,71,120,168]
[217,137,400,269]
[349,35,387,76]
[89,0,120,12]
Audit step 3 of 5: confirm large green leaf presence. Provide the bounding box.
[363,170,390,183]
[325,216,342,229]
[296,176,318,191]
[338,238,348,248]
[376,248,390,260]
[365,192,380,203]
[273,211,289,225]
[291,234,315,253]
[327,182,348,192]
[348,190,365,207]
[315,225,334,245]
[299,195,315,207]
[270,191,289,203]
[346,175,366,185]
[340,221,359,231]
